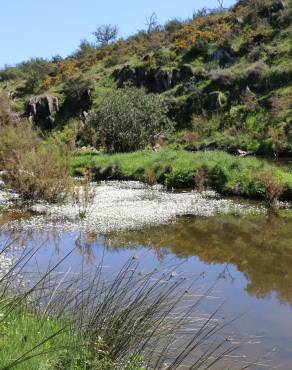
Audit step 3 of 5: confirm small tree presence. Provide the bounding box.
[89,86,173,152]
[93,24,118,46]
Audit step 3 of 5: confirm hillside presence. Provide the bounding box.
[1,0,292,156]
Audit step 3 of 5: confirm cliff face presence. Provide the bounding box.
[113,65,194,93]
[1,0,292,154]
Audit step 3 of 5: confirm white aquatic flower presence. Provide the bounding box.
[8,181,263,234]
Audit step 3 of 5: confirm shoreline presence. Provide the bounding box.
[71,149,292,202]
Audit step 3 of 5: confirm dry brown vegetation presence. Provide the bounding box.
[258,170,285,210]
[195,167,207,192]
[0,121,72,203]
[0,93,13,126]
[72,170,95,218]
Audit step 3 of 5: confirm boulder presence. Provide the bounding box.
[26,96,59,130]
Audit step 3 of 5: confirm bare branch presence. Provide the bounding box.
[145,12,159,34]
[217,0,224,9]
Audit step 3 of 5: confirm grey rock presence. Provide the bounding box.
[26,96,59,130]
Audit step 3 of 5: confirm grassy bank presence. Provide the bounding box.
[72,149,292,200]
[0,304,70,369]
[0,302,144,370]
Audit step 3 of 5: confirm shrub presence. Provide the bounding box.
[58,59,80,81]
[104,46,128,67]
[195,167,207,192]
[153,48,174,67]
[0,66,18,82]
[174,14,230,51]
[235,0,286,25]
[62,75,94,117]
[0,93,12,125]
[0,121,72,202]
[0,94,20,127]
[74,39,96,59]
[164,18,184,35]
[89,85,174,152]
[192,114,219,136]
[270,92,292,116]
[22,71,44,94]
[258,170,285,210]
[17,58,54,94]
[209,68,236,89]
[63,76,94,99]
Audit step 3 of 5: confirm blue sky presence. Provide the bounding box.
[0,0,235,68]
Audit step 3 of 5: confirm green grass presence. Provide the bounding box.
[71,149,292,200]
[0,302,70,369]
[0,301,143,370]
[0,293,148,370]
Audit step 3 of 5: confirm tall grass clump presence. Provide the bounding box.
[0,121,72,203]
[0,238,239,369]
[72,170,95,218]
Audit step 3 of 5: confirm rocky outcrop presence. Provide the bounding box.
[211,48,235,67]
[113,65,194,93]
[26,96,59,130]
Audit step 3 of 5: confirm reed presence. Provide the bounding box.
[0,238,242,369]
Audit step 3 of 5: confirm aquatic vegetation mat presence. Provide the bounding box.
[7,181,265,234]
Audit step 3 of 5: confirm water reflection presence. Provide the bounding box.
[105,213,292,305]
[2,211,292,305]
[2,210,292,368]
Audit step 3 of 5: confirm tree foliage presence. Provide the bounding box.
[93,24,119,46]
[89,86,173,152]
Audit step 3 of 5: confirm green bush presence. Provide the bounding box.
[89,85,174,152]
[17,58,53,94]
[0,66,19,82]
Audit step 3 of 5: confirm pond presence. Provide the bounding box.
[1,181,292,369]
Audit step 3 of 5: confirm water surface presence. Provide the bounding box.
[1,181,292,369]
